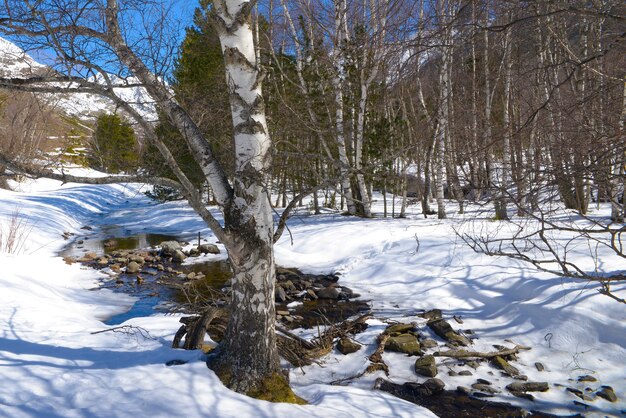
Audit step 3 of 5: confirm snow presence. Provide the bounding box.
[1,173,624,417]
[0,37,157,121]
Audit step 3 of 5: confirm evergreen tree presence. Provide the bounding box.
[142,0,232,195]
[89,113,138,173]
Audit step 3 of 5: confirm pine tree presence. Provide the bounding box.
[90,113,138,173]
[142,0,231,194]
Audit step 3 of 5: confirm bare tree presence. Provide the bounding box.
[0,0,294,396]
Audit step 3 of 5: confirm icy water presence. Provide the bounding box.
[63,226,368,328]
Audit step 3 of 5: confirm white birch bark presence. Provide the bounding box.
[332,0,356,215]
[209,0,280,392]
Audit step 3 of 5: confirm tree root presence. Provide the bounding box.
[173,310,371,367]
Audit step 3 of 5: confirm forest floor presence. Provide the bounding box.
[0,168,624,418]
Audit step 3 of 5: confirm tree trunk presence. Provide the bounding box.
[208,0,281,394]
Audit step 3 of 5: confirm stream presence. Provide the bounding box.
[61,224,369,328]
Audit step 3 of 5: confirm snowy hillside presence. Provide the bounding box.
[0,37,156,121]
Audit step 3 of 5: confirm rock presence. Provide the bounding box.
[476,378,491,385]
[512,375,528,381]
[492,356,520,376]
[414,355,437,377]
[188,248,200,257]
[126,261,141,274]
[578,375,597,382]
[535,362,545,372]
[596,386,617,402]
[165,359,188,366]
[457,386,471,395]
[465,360,480,369]
[275,286,288,303]
[82,252,98,261]
[422,378,445,394]
[128,255,144,264]
[374,378,443,399]
[420,339,438,349]
[427,318,471,346]
[160,241,182,256]
[186,272,196,280]
[506,381,549,393]
[276,310,290,316]
[103,239,117,248]
[282,280,297,291]
[448,370,458,376]
[198,243,220,254]
[386,334,422,356]
[471,383,500,394]
[317,286,340,299]
[422,309,442,320]
[337,338,362,355]
[511,392,535,401]
[386,323,415,334]
[458,370,473,376]
[156,264,164,271]
[97,257,109,265]
[172,249,186,263]
[306,289,318,300]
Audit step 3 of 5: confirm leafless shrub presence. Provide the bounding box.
[0,208,31,254]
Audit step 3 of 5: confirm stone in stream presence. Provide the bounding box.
[414,355,437,377]
[386,334,422,356]
[337,338,362,355]
[578,375,597,382]
[198,243,220,254]
[316,286,340,299]
[172,250,186,263]
[128,255,145,264]
[535,362,545,372]
[275,286,288,303]
[126,261,141,274]
[159,241,182,256]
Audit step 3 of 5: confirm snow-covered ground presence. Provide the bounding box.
[1,173,624,417]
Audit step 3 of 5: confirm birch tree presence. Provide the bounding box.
[0,0,294,397]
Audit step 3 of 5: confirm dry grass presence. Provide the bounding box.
[0,208,31,254]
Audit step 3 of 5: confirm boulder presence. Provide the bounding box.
[126,261,141,274]
[172,250,186,263]
[160,241,182,256]
[414,355,437,377]
[198,243,220,255]
[189,248,201,257]
[386,334,422,356]
[337,338,362,355]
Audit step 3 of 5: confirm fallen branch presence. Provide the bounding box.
[90,325,155,340]
[434,345,531,359]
